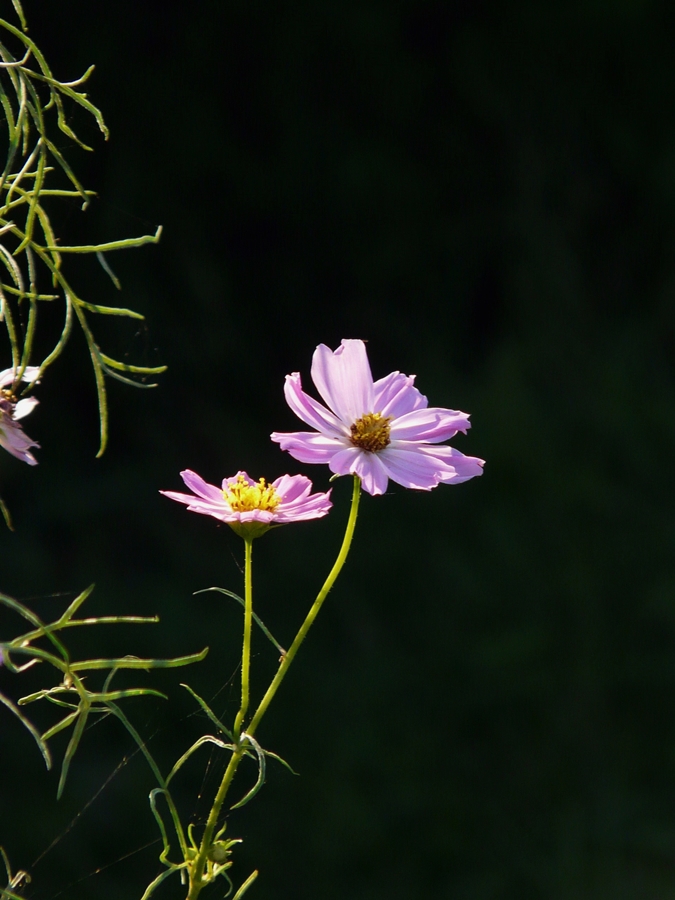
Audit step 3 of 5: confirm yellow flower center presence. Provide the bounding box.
[224,476,280,513]
[350,412,392,453]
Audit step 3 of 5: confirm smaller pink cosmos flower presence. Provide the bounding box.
[160,470,332,540]
[271,339,485,496]
[0,366,41,466]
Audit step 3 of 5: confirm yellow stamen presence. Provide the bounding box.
[350,412,392,453]
[224,475,280,512]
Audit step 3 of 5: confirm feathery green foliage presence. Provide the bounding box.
[0,586,207,798]
[0,0,165,457]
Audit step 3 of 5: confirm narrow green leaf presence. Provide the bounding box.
[0,282,57,300]
[67,614,160,627]
[107,704,167,792]
[0,242,25,289]
[196,587,286,656]
[16,686,73,706]
[0,493,13,531]
[16,295,37,379]
[138,862,184,900]
[232,871,259,900]
[57,705,89,798]
[4,644,65,674]
[0,592,70,661]
[74,300,145,319]
[90,688,167,702]
[1,888,29,900]
[24,67,107,140]
[166,735,235,785]
[99,353,167,375]
[39,293,72,373]
[72,302,108,456]
[11,0,27,31]
[40,710,79,742]
[99,364,160,389]
[180,683,234,740]
[43,226,162,254]
[96,250,120,288]
[41,136,87,201]
[14,140,46,250]
[0,690,51,768]
[148,788,173,862]
[70,647,208,672]
[58,584,95,625]
[230,733,266,810]
[263,748,299,776]
[17,612,158,651]
[109,702,188,858]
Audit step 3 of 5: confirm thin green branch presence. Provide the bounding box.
[0,690,51,767]
[43,225,162,253]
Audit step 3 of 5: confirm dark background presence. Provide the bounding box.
[2,0,675,898]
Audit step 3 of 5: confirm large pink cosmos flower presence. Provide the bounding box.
[161,470,332,540]
[271,339,484,496]
[0,366,41,466]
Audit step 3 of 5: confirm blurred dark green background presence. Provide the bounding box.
[2,0,675,897]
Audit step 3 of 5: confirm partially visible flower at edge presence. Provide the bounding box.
[160,470,332,540]
[271,339,485,496]
[0,366,40,466]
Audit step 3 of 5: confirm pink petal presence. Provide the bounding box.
[329,447,390,496]
[283,373,347,437]
[373,372,428,417]
[0,366,41,389]
[389,408,471,442]
[272,473,313,502]
[275,490,333,522]
[416,445,485,483]
[14,397,38,420]
[377,446,447,490]
[287,491,332,514]
[350,452,390,496]
[159,489,195,505]
[21,367,40,384]
[180,470,224,502]
[0,414,39,465]
[311,340,374,424]
[237,509,276,524]
[223,471,256,490]
[271,431,347,464]
[326,446,362,476]
[159,490,229,517]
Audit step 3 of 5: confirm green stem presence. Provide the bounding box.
[233,539,253,739]
[247,475,361,738]
[186,477,361,900]
[186,746,245,900]
[186,538,253,898]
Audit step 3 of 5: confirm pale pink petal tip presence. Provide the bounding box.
[273,339,484,496]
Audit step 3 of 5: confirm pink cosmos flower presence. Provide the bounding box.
[271,339,485,496]
[160,470,332,540]
[0,366,41,466]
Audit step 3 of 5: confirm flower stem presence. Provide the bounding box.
[186,477,361,900]
[233,539,253,739]
[186,745,245,900]
[246,474,361,738]
[187,538,253,899]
